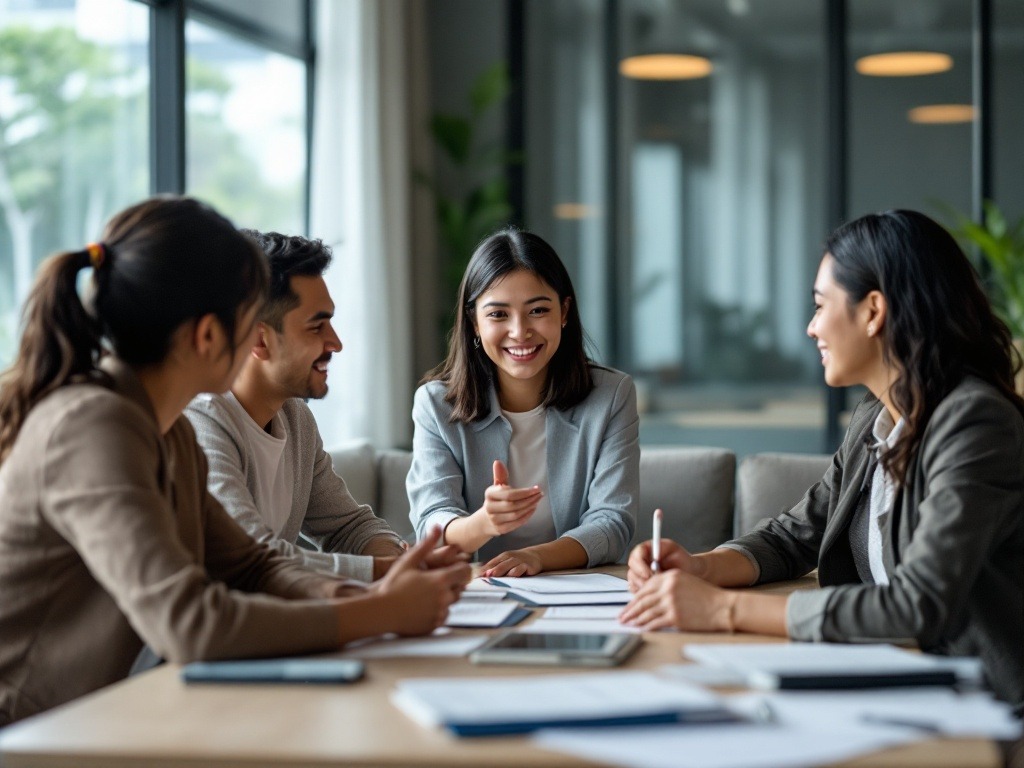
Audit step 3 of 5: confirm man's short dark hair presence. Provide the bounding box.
[241,230,333,331]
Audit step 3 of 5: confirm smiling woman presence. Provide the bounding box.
[407,228,640,577]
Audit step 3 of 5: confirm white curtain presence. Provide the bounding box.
[307,0,417,449]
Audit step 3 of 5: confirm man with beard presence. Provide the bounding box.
[186,231,416,581]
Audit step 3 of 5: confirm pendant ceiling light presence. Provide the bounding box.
[619,54,713,80]
[855,51,953,76]
[907,104,976,124]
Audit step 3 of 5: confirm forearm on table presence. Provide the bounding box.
[694,547,759,587]
[525,537,589,571]
[722,590,789,637]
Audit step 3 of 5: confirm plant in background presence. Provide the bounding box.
[416,61,517,320]
[946,201,1024,340]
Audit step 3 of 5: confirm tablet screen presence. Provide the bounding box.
[487,633,614,652]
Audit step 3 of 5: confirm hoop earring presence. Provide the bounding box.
[473,336,481,349]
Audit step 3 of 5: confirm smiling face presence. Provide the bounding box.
[262,275,341,400]
[807,254,883,389]
[472,269,570,411]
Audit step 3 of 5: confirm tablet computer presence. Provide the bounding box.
[469,632,642,667]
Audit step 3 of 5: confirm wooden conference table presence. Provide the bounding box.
[0,569,1005,768]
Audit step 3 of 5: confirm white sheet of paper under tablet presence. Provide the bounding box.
[487,573,627,593]
[445,600,518,628]
[545,605,624,619]
[340,630,487,659]
[507,590,632,606]
[522,618,640,634]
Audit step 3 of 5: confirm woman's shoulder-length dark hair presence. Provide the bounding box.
[425,227,594,423]
[826,209,1024,483]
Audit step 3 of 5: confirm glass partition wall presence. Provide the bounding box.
[521,0,1021,456]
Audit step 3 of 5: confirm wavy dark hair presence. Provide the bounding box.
[0,196,268,462]
[826,209,1024,483]
[426,228,593,423]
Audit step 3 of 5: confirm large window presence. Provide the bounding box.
[0,0,149,366]
[0,0,312,370]
[185,18,307,233]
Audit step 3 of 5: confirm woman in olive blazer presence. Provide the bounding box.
[623,210,1024,711]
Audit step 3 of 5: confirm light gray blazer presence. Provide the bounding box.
[407,366,639,565]
[728,376,1024,710]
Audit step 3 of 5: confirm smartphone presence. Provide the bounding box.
[469,632,642,667]
[181,658,365,685]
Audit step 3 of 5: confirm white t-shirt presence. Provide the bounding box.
[867,409,905,586]
[223,392,294,535]
[496,404,556,550]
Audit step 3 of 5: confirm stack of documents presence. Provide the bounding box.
[487,573,632,606]
[444,598,529,628]
[682,643,961,690]
[522,605,639,634]
[391,671,735,736]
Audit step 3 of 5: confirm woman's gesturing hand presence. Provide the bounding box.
[472,459,542,538]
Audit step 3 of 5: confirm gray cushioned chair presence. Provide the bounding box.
[635,446,736,554]
[734,452,832,537]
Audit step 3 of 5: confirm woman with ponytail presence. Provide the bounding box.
[623,210,1024,712]
[0,197,469,726]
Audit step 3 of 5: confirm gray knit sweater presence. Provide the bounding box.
[186,394,403,581]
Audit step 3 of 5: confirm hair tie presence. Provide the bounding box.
[86,242,106,269]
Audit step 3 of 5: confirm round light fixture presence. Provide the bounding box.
[907,104,976,124]
[619,54,713,80]
[553,203,598,220]
[855,51,953,77]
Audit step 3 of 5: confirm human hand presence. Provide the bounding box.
[626,538,707,592]
[372,544,468,580]
[619,569,734,632]
[480,548,543,578]
[375,527,472,635]
[471,459,542,538]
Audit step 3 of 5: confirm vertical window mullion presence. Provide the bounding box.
[151,0,186,194]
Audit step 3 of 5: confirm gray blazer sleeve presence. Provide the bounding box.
[407,385,468,540]
[811,389,1024,647]
[560,373,639,565]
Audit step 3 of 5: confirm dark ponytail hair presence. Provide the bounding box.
[0,196,268,462]
[426,227,593,423]
[826,209,1024,483]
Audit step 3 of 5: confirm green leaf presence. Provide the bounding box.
[470,61,509,118]
[430,114,472,165]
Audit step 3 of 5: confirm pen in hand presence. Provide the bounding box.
[651,508,663,574]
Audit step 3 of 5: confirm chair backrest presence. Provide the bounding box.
[734,452,832,536]
[636,446,736,554]
[376,449,415,540]
[327,441,378,513]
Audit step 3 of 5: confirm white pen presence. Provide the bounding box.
[651,508,663,573]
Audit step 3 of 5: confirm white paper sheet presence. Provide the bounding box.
[534,721,923,768]
[339,630,487,659]
[508,590,633,606]
[445,599,519,628]
[521,618,641,634]
[463,578,508,599]
[545,605,625,620]
[487,573,628,593]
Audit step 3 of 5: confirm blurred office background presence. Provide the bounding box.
[1,0,1021,456]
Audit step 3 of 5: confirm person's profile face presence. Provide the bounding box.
[472,269,570,408]
[807,254,877,388]
[265,275,341,400]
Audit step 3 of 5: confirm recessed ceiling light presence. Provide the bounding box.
[619,54,713,80]
[907,104,976,124]
[855,51,953,76]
